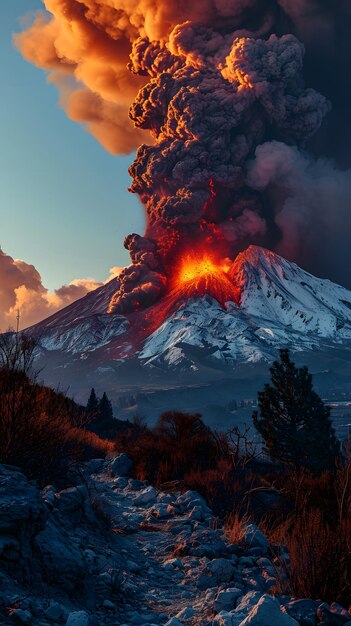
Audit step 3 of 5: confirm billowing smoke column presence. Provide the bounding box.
[18,0,351,307]
[108,25,329,313]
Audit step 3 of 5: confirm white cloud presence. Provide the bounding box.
[0,247,122,330]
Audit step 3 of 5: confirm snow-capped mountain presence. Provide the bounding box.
[139,246,351,369]
[29,246,351,394]
[29,246,351,372]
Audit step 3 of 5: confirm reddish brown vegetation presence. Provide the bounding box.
[117,416,266,517]
[0,332,112,485]
[118,411,351,605]
[258,465,351,605]
[117,412,222,485]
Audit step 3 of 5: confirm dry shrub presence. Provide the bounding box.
[0,372,111,485]
[184,460,232,503]
[117,411,222,485]
[225,511,250,545]
[66,427,114,461]
[260,463,351,606]
[184,458,262,518]
[118,395,351,604]
[0,333,110,485]
[118,414,265,517]
[267,509,351,604]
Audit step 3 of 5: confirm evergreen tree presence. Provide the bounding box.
[86,387,98,414]
[253,349,340,473]
[99,392,113,422]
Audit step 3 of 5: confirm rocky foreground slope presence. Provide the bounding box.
[0,458,349,626]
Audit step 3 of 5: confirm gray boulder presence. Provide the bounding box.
[45,600,66,622]
[242,524,269,552]
[0,465,47,576]
[198,558,235,589]
[176,490,211,515]
[65,611,92,626]
[285,599,318,626]
[182,528,228,558]
[54,485,94,523]
[150,503,175,519]
[215,589,243,613]
[35,518,85,592]
[212,611,244,626]
[317,602,351,625]
[0,465,47,535]
[240,595,299,626]
[109,454,132,477]
[10,609,32,624]
[134,486,157,505]
[176,606,197,619]
[165,618,183,626]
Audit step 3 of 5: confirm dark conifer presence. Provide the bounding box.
[253,349,340,473]
[86,387,98,415]
[99,392,113,422]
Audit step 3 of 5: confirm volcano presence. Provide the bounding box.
[25,245,351,409]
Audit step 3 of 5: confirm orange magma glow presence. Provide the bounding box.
[178,255,229,284]
[108,251,243,355]
[170,252,240,306]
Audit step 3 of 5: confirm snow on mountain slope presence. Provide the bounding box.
[31,277,119,331]
[139,295,331,370]
[28,246,351,370]
[139,246,351,369]
[39,313,129,353]
[29,277,128,354]
[231,247,351,337]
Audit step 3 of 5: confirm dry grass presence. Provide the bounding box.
[259,464,351,606]
[225,511,250,545]
[264,510,351,604]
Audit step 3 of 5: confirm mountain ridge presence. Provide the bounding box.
[23,245,351,407]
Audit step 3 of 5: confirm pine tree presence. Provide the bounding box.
[86,388,98,415]
[253,349,340,473]
[99,392,113,422]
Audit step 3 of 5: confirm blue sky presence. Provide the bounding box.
[0,1,145,290]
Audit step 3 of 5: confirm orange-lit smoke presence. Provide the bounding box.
[14,0,261,154]
[14,0,339,315]
[14,2,148,154]
[15,0,325,155]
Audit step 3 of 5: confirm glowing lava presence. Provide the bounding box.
[171,253,240,306]
[111,251,243,346]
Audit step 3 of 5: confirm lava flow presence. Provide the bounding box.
[170,253,240,307]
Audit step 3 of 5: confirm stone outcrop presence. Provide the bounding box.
[0,459,348,626]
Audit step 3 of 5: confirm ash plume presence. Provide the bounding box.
[111,28,329,313]
[15,1,351,307]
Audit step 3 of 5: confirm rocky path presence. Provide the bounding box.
[0,457,349,626]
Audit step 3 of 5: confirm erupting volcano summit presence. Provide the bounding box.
[170,253,240,307]
[27,246,351,398]
[16,0,339,324]
[106,28,329,315]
